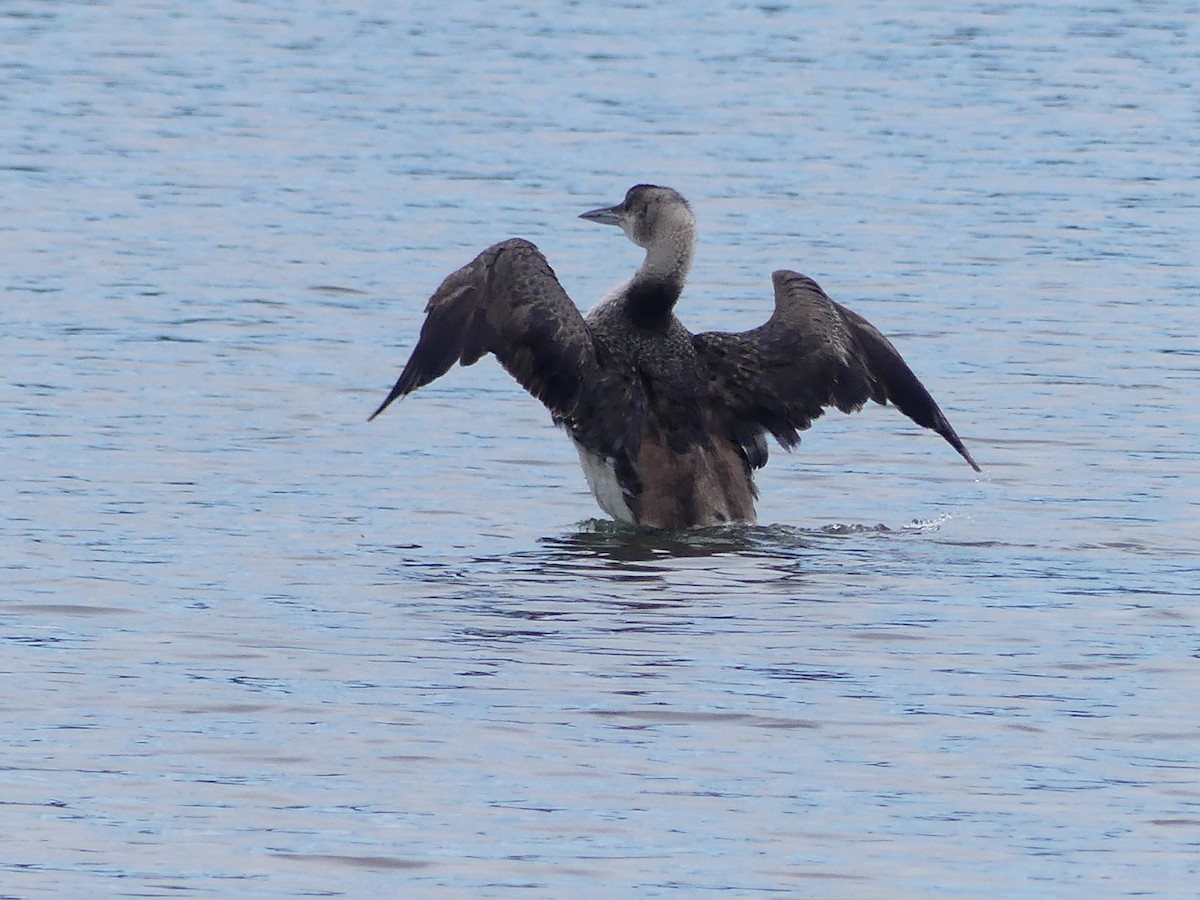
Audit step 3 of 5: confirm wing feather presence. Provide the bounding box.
[368,238,638,465]
[694,270,980,472]
[369,239,596,419]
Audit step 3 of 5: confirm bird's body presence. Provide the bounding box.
[370,185,980,528]
[572,296,758,527]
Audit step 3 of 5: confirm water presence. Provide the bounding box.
[3,0,1198,896]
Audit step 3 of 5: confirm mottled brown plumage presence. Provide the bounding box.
[368,237,640,475]
[370,185,980,528]
[694,270,980,474]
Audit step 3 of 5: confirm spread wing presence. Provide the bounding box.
[368,238,636,462]
[693,270,981,472]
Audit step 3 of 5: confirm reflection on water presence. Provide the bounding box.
[537,519,929,568]
[3,0,1199,896]
[539,519,819,563]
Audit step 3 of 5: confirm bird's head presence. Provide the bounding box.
[580,184,694,250]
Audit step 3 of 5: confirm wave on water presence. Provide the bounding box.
[533,513,954,563]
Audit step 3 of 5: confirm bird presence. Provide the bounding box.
[369,184,980,529]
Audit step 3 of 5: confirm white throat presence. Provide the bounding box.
[636,218,695,285]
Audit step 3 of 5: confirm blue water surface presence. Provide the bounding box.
[3,1,1198,896]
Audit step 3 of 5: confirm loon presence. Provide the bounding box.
[369,185,980,528]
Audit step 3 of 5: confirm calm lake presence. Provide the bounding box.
[3,0,1198,896]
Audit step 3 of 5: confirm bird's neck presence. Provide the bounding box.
[626,222,694,329]
[638,218,694,285]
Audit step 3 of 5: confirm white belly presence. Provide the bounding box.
[572,441,636,523]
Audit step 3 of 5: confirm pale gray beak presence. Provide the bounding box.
[579,203,623,226]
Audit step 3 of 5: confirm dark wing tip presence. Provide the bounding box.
[367,356,429,420]
[851,322,982,473]
[927,409,981,472]
[367,386,403,422]
[952,435,983,472]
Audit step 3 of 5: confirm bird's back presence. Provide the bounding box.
[576,302,759,527]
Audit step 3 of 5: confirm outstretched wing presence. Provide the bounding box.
[693,270,981,472]
[369,238,635,461]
